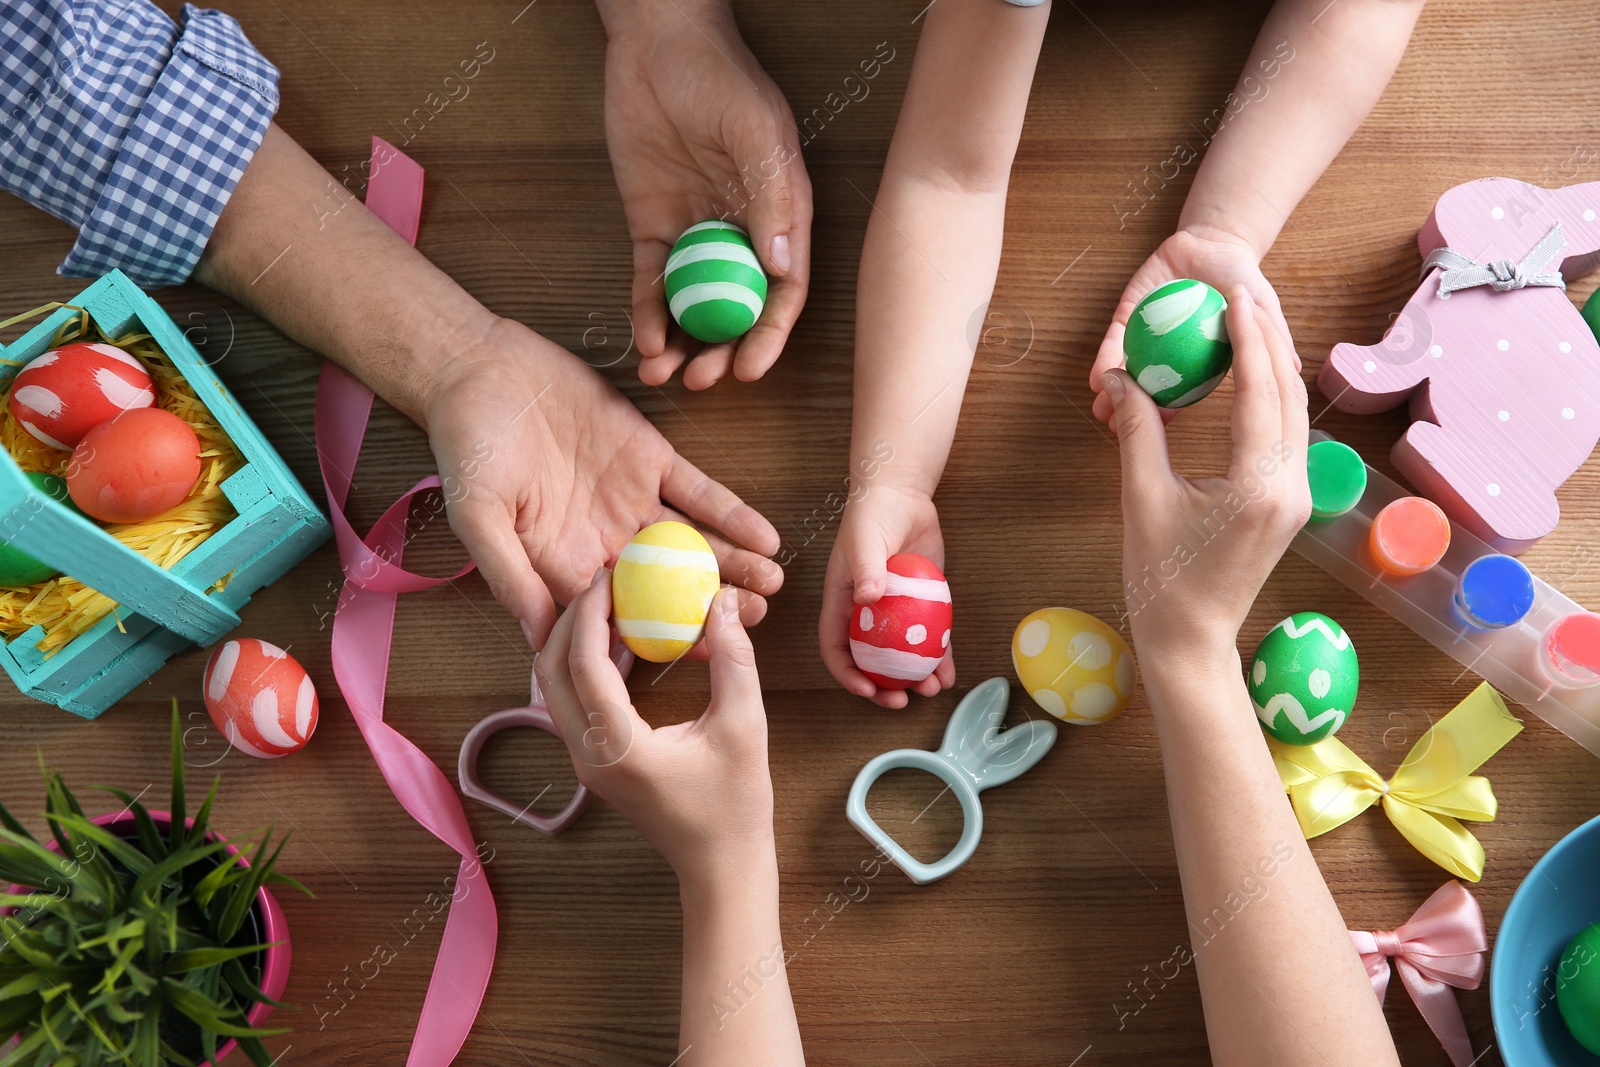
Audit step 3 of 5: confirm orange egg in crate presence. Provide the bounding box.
[66,408,201,524]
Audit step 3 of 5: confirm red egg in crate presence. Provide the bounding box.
[848,553,954,690]
[204,639,320,759]
[8,342,155,449]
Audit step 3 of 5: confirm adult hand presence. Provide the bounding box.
[189,125,781,649]
[818,485,955,709]
[1090,227,1296,429]
[539,575,776,879]
[427,317,783,647]
[599,0,812,390]
[1101,287,1310,661]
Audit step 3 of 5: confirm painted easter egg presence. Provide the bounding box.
[1248,612,1359,746]
[1583,287,1600,344]
[1558,923,1600,1055]
[67,408,201,524]
[611,521,721,662]
[204,639,319,759]
[0,472,80,587]
[1123,279,1233,408]
[1012,607,1136,724]
[8,342,155,449]
[664,221,768,343]
[848,553,952,690]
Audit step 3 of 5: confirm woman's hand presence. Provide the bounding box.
[1090,228,1296,429]
[541,574,806,1065]
[538,575,776,883]
[818,485,955,709]
[1101,286,1310,662]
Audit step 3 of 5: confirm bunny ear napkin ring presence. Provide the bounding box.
[847,677,1057,885]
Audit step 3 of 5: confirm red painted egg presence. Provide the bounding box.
[67,408,201,524]
[204,639,319,759]
[8,342,155,449]
[848,553,953,690]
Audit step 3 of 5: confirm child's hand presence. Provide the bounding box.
[1101,287,1310,662]
[538,573,776,884]
[819,485,956,709]
[1090,228,1297,429]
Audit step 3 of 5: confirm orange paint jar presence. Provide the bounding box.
[1369,496,1452,577]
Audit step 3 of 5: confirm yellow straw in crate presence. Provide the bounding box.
[0,307,241,654]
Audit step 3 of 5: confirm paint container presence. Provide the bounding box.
[1454,554,1536,631]
[1306,439,1367,520]
[1539,612,1600,689]
[1369,496,1451,577]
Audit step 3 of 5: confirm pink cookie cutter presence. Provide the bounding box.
[457,644,633,835]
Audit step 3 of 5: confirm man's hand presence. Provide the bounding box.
[197,126,783,650]
[599,0,811,389]
[428,317,783,646]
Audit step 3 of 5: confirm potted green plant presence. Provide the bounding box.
[0,703,309,1065]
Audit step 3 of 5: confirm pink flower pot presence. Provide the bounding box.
[17,809,292,1065]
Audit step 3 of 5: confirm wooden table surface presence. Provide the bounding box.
[6,1,1600,1063]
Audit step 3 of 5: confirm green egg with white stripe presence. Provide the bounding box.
[611,521,721,662]
[1123,279,1233,408]
[664,221,768,343]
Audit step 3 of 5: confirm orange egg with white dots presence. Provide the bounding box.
[203,639,319,759]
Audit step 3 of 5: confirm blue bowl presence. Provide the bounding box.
[1493,813,1600,1065]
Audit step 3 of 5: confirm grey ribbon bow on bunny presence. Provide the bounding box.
[1421,220,1567,296]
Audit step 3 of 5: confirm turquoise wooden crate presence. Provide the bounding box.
[0,271,330,717]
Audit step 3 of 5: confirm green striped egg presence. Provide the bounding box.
[1123,279,1232,408]
[664,221,767,343]
[1248,612,1359,746]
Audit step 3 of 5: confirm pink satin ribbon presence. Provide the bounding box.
[316,137,494,1066]
[1350,880,1486,1067]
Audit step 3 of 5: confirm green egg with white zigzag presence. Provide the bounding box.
[1124,278,1232,408]
[1248,612,1359,746]
[664,220,768,344]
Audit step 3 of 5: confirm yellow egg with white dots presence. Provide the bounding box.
[1011,608,1137,724]
[611,521,721,662]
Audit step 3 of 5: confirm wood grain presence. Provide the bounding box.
[5,1,1600,1064]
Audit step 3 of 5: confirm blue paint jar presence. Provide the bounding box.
[1454,553,1536,630]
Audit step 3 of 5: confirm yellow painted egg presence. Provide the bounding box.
[611,521,720,662]
[1011,607,1137,724]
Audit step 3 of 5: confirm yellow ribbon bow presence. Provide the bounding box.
[1268,683,1522,882]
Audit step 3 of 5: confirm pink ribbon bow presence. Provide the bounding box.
[1349,880,1486,1067]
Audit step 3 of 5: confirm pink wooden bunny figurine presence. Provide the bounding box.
[1321,177,1600,552]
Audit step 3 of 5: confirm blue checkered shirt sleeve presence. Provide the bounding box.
[1,1,280,288]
